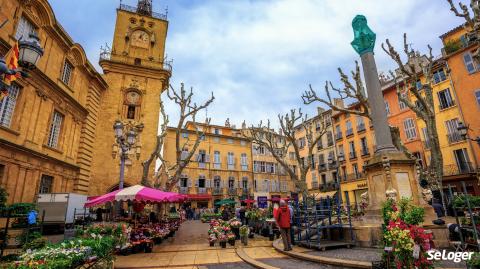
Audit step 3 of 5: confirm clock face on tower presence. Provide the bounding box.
[126,91,141,105]
[131,30,150,49]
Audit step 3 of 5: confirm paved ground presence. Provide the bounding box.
[115,220,258,268]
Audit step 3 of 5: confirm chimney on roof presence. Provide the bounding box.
[333,98,344,108]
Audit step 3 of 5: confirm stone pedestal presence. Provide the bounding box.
[361,151,437,226]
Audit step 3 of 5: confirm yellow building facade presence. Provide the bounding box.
[89,2,171,195]
[332,101,375,205]
[412,60,478,194]
[0,0,107,202]
[296,108,338,197]
[162,122,296,208]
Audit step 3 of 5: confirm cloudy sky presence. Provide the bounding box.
[49,0,464,127]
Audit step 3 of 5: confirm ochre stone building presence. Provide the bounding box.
[161,122,296,208]
[89,2,171,195]
[0,0,107,203]
[0,0,171,202]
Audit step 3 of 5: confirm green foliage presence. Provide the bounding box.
[467,252,480,267]
[17,231,42,246]
[453,195,480,208]
[398,198,425,225]
[0,186,8,207]
[22,237,47,251]
[381,199,395,225]
[443,39,463,54]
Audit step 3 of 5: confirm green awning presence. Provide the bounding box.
[214,198,236,206]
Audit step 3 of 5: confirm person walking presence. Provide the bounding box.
[274,200,292,251]
[288,201,295,246]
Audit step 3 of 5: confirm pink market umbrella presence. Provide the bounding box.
[85,185,186,207]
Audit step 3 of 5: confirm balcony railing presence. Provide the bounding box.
[318,163,327,172]
[119,3,168,20]
[179,187,189,194]
[347,173,364,181]
[99,51,173,72]
[327,139,334,147]
[357,123,366,132]
[447,132,466,144]
[444,162,475,176]
[197,187,207,194]
[346,129,354,137]
[439,99,456,110]
[228,188,237,196]
[361,149,370,156]
[213,188,223,195]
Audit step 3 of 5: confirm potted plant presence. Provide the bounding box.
[218,234,227,248]
[227,232,236,246]
[208,234,217,247]
[229,219,241,240]
[239,225,249,246]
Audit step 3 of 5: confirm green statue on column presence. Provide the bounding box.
[351,15,376,55]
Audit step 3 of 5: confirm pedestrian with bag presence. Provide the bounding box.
[274,199,292,251]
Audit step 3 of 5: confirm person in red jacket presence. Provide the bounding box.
[274,199,292,251]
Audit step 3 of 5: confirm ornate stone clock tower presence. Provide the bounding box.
[90,0,171,195]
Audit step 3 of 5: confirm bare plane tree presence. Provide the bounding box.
[302,61,410,155]
[447,0,480,60]
[303,35,446,209]
[141,83,214,190]
[244,109,328,196]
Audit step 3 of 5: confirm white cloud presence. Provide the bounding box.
[165,0,463,128]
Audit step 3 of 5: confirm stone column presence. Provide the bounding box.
[351,15,396,154]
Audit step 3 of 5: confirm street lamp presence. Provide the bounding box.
[1,33,44,94]
[113,120,138,190]
[458,122,480,146]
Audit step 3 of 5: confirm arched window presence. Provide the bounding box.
[123,90,142,120]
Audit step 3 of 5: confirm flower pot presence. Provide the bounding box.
[241,237,248,246]
[228,239,235,246]
[209,241,215,247]
[220,241,227,248]
[232,227,240,240]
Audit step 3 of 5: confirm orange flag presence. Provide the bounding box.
[4,42,20,86]
[1,42,20,101]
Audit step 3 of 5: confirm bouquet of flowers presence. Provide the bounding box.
[239,225,250,237]
[227,232,235,241]
[229,219,241,228]
[208,233,217,243]
[218,233,227,242]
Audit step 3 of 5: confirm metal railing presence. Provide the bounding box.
[197,187,207,194]
[212,188,223,195]
[119,3,168,20]
[311,182,319,189]
[439,99,456,110]
[444,162,475,176]
[318,163,327,172]
[99,51,173,72]
[447,132,466,144]
[228,188,237,196]
[179,187,189,194]
[361,149,370,156]
[349,152,357,159]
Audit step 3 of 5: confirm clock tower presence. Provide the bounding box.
[89,0,171,195]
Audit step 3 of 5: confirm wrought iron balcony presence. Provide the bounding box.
[119,3,168,20]
[99,51,173,72]
[444,162,475,176]
[197,187,207,194]
[318,163,327,172]
[447,132,466,144]
[228,188,237,196]
[311,182,319,189]
[212,188,223,195]
[179,187,189,194]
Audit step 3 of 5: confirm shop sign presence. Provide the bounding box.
[257,196,268,208]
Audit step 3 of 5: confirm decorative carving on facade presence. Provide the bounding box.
[382,155,398,201]
[35,89,48,101]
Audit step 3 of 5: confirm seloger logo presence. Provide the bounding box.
[427,250,474,263]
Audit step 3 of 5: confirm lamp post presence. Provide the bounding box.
[0,33,44,85]
[458,122,480,146]
[113,120,138,190]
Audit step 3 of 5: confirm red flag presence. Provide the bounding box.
[4,42,19,86]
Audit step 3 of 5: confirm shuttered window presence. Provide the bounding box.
[47,111,64,148]
[403,118,417,140]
